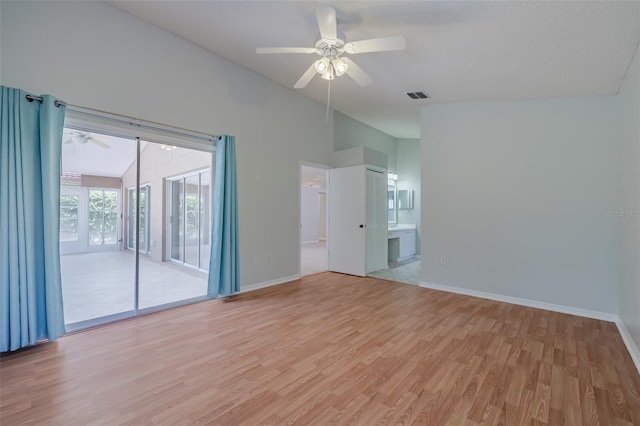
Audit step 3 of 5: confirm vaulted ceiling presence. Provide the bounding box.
[108,1,640,139]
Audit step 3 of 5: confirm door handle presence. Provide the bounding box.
[359,224,365,228]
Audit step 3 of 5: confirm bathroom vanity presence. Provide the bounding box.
[387,224,416,262]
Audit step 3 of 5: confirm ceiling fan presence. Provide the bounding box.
[63,130,110,149]
[256,6,406,89]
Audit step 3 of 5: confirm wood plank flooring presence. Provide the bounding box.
[1,272,639,425]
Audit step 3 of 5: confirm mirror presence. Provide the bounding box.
[388,184,396,223]
[397,189,413,210]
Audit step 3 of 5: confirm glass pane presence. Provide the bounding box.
[139,189,147,251]
[184,174,199,267]
[103,191,118,244]
[170,180,183,262]
[60,128,136,325]
[88,190,104,245]
[128,189,136,249]
[199,171,211,270]
[60,194,79,242]
[139,143,211,310]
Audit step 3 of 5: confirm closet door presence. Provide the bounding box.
[366,168,388,273]
[329,165,367,276]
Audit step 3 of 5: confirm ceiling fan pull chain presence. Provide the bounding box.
[325,72,331,124]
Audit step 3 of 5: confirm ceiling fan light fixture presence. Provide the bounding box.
[333,58,348,76]
[314,58,330,74]
[321,62,336,80]
[321,70,334,80]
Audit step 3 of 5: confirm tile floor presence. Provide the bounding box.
[368,256,421,285]
[300,240,420,285]
[61,250,207,325]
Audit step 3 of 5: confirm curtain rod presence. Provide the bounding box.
[24,94,218,141]
[25,94,65,108]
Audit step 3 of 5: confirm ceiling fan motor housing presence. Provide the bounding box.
[315,39,345,59]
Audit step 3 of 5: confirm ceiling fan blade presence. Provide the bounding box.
[344,35,406,54]
[294,63,318,89]
[256,47,317,54]
[64,138,73,144]
[89,138,110,149]
[344,58,373,87]
[316,6,337,41]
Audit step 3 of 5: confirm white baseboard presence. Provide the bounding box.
[240,274,301,294]
[419,281,617,322]
[301,240,320,245]
[615,319,640,375]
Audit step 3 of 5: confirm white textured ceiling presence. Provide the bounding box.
[107,1,640,139]
[61,129,137,177]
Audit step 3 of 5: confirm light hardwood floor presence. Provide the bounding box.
[1,272,639,425]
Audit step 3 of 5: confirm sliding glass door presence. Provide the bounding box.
[137,145,212,309]
[60,124,214,328]
[127,185,150,253]
[59,130,136,325]
[167,170,211,271]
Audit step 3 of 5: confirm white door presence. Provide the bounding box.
[366,168,388,273]
[329,165,366,276]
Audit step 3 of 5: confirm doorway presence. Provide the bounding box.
[300,164,329,276]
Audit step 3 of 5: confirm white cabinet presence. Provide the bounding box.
[329,165,388,276]
[388,228,416,262]
[398,230,416,259]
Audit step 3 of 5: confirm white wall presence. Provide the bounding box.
[301,186,321,243]
[334,111,397,172]
[420,96,619,313]
[616,42,640,350]
[397,139,421,254]
[0,1,335,286]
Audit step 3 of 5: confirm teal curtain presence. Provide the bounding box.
[0,86,66,351]
[208,135,239,297]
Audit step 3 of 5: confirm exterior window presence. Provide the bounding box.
[89,190,119,246]
[60,194,79,242]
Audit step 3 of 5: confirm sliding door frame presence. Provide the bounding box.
[166,168,211,272]
[61,106,217,332]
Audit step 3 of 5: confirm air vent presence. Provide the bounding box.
[406,91,430,100]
